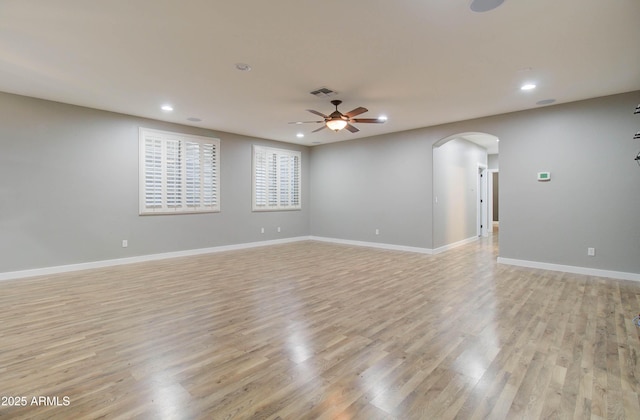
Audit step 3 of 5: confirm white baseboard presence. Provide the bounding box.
[0,236,311,282]
[7,236,635,284]
[497,257,640,282]
[309,236,433,254]
[432,236,478,255]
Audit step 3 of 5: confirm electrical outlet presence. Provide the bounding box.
[375,229,380,235]
[277,227,281,233]
[122,239,128,248]
[587,247,595,256]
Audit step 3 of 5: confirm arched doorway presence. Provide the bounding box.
[432,132,499,252]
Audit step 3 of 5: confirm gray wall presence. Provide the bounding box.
[2,90,639,276]
[0,92,310,273]
[492,172,499,222]
[433,138,487,248]
[497,92,640,273]
[310,91,640,274]
[309,131,434,248]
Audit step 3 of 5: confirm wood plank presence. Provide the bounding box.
[0,236,639,419]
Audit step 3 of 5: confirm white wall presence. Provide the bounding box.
[488,154,499,170]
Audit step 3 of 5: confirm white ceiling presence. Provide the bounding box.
[1,1,639,149]
[460,133,500,155]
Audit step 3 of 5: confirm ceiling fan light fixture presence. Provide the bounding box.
[298,99,382,134]
[326,119,347,131]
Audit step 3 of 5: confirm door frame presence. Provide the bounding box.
[477,163,488,237]
[487,169,499,233]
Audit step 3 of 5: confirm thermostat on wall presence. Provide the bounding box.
[537,171,551,181]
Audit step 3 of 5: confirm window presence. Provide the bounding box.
[139,128,220,214]
[252,145,301,211]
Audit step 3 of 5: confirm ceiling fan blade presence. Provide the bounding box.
[288,120,324,124]
[312,125,327,133]
[307,109,328,118]
[345,123,359,133]
[352,118,384,123]
[344,107,368,118]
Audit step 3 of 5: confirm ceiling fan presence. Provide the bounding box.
[290,100,385,133]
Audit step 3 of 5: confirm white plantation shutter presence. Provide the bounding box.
[165,138,182,208]
[185,141,201,207]
[202,142,217,206]
[139,128,220,214]
[144,135,163,208]
[252,145,301,211]
[291,155,300,205]
[268,153,278,207]
[254,147,268,208]
[279,154,290,206]
[279,153,300,207]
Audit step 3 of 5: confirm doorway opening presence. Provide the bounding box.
[432,132,499,252]
[488,170,499,233]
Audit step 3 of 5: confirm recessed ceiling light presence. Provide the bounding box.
[235,63,252,72]
[161,104,174,111]
[378,115,388,121]
[470,0,505,13]
[520,83,536,91]
[536,99,556,106]
[296,133,304,138]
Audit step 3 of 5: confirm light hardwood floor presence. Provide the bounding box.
[1,236,639,419]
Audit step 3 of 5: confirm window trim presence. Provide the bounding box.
[252,145,301,212]
[139,127,220,215]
